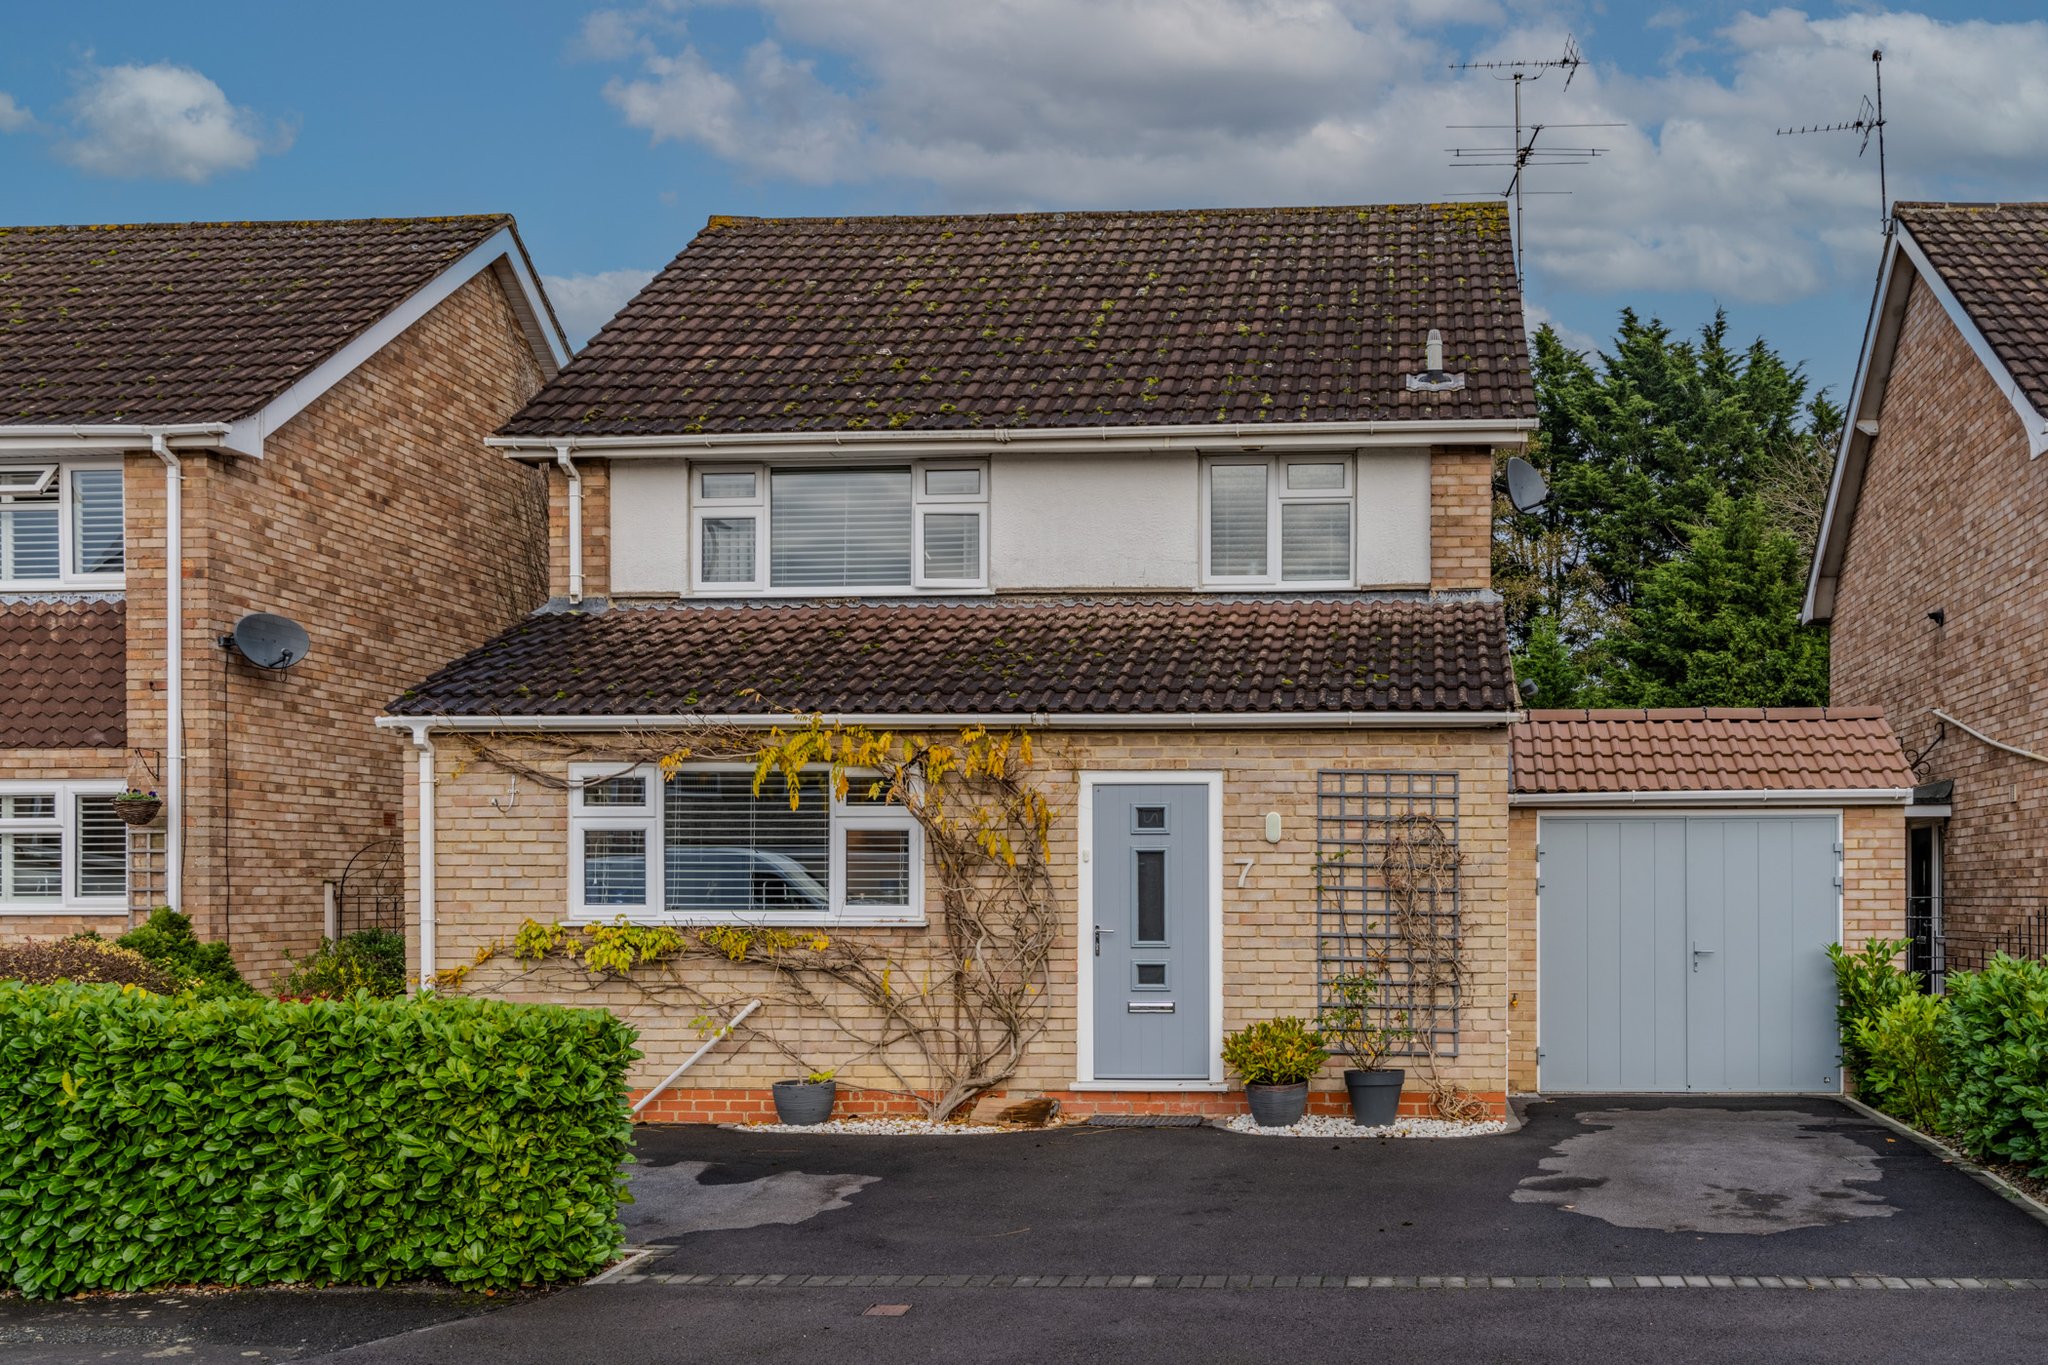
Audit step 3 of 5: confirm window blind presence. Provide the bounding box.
[0,504,59,581]
[71,468,123,575]
[844,828,912,906]
[73,796,127,899]
[700,516,756,585]
[583,830,648,905]
[0,831,60,901]
[921,511,980,580]
[665,771,831,912]
[770,468,912,588]
[1280,501,1350,581]
[1208,464,1268,576]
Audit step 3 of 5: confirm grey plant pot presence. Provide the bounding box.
[771,1080,837,1126]
[1244,1081,1311,1128]
[1344,1068,1405,1128]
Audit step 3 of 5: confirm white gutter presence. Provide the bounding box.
[0,423,235,456]
[554,445,583,605]
[487,417,1536,460]
[1512,788,1913,808]
[378,710,1519,734]
[405,723,439,990]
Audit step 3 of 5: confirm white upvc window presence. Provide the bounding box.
[687,461,988,595]
[0,460,125,590]
[1201,455,1355,588]
[567,763,924,925]
[0,781,127,914]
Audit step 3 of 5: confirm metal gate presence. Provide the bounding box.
[1537,814,1842,1093]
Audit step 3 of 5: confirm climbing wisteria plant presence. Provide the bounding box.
[456,713,1060,1122]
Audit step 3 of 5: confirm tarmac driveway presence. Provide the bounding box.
[6,1096,2047,1364]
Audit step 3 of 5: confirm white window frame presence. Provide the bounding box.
[566,762,925,925]
[1199,454,1356,590]
[0,779,127,915]
[0,458,125,591]
[685,460,989,596]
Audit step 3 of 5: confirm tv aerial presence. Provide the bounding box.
[1777,48,1890,238]
[1446,37,1623,285]
[222,612,311,671]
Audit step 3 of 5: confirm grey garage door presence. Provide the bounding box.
[1538,815,1841,1093]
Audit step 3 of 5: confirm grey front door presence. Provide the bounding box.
[1091,782,1211,1081]
[1539,815,1841,1093]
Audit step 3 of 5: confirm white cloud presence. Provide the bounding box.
[586,2,2048,306]
[58,63,292,183]
[543,266,660,346]
[0,93,32,133]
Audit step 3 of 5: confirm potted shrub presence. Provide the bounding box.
[113,788,163,827]
[772,1068,838,1125]
[1222,1017,1328,1127]
[1320,972,1411,1127]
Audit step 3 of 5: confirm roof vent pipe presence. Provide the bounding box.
[1406,327,1468,393]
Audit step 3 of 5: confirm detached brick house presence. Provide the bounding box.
[387,204,1908,1117]
[0,216,566,981]
[1807,201,2048,974]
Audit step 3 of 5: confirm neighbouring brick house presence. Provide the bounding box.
[1,216,567,983]
[386,204,1908,1120]
[1806,201,2048,977]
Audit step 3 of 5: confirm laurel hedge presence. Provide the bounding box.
[0,983,638,1297]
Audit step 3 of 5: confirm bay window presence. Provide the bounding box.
[568,764,923,924]
[0,462,124,587]
[0,783,127,913]
[1203,456,1354,587]
[689,462,986,593]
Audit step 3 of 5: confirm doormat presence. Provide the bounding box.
[1085,1114,1208,1128]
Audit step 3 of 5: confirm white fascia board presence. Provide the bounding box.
[1512,788,1912,808]
[485,418,1537,461]
[0,423,231,455]
[226,227,571,459]
[378,710,1519,734]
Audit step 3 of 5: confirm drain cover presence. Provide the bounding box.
[1085,1114,1207,1128]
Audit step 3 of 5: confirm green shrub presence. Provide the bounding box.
[1854,991,1952,1133]
[1222,1016,1329,1085]
[1941,955,2048,1178]
[279,929,408,1000]
[0,984,638,1297]
[116,907,251,996]
[1826,938,1918,1080]
[0,937,175,993]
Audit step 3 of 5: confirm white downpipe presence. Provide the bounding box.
[410,726,438,990]
[149,434,184,914]
[555,445,583,604]
[631,999,763,1118]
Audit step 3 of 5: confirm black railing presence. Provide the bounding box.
[1915,896,2048,993]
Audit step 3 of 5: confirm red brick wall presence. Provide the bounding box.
[1831,275,2048,934]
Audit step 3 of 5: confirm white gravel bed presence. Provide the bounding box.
[724,1116,1023,1136]
[1222,1113,1508,1139]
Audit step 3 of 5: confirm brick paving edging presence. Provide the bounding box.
[602,1271,2048,1291]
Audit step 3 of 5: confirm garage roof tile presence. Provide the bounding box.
[1513,708,1915,795]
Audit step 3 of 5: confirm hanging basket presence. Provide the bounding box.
[113,796,163,827]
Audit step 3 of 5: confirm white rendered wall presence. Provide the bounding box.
[1354,448,1431,587]
[989,453,1201,590]
[608,459,690,595]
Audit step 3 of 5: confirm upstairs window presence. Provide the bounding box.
[0,463,124,587]
[1203,457,1353,587]
[0,783,126,913]
[690,462,986,594]
[568,764,922,924]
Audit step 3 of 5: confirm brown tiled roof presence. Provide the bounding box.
[0,216,514,424]
[1512,709,1915,795]
[389,597,1512,719]
[1894,202,2048,416]
[499,203,1532,438]
[0,599,126,747]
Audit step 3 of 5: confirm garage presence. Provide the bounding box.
[1508,709,1918,1096]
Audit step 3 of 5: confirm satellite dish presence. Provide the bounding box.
[227,613,311,670]
[1504,456,1550,513]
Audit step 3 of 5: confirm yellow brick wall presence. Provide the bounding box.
[112,271,551,983]
[403,725,1513,1107]
[1503,803,1907,1093]
[1430,446,1494,590]
[1831,275,2048,933]
[547,457,611,601]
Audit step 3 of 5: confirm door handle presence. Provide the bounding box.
[1692,941,1715,973]
[1094,926,1114,957]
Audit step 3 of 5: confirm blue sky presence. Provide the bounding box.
[5,2,2045,405]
